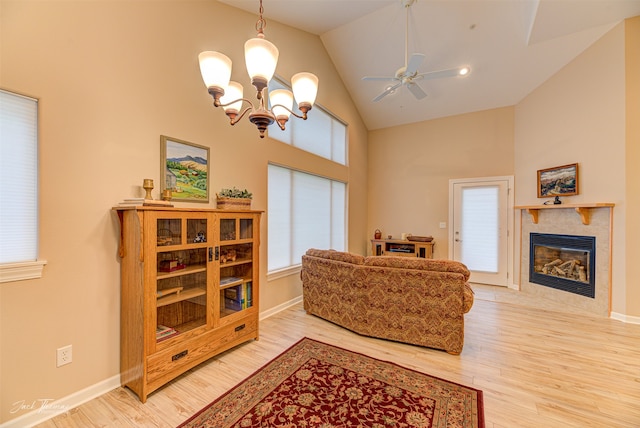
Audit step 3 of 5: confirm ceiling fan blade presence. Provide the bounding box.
[405,53,425,76]
[415,67,466,81]
[407,82,427,100]
[372,82,402,102]
[362,76,398,81]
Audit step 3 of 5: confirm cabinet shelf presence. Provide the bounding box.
[220,307,247,317]
[220,238,253,244]
[156,243,208,252]
[157,264,206,280]
[220,276,251,290]
[156,287,206,307]
[220,258,252,268]
[156,319,205,344]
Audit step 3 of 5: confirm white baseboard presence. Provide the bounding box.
[610,311,640,324]
[260,295,303,320]
[0,375,121,428]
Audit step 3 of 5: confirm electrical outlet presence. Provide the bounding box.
[56,345,72,367]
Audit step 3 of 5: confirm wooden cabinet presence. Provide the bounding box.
[371,239,434,259]
[114,207,261,402]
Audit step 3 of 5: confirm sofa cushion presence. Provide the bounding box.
[305,249,365,265]
[363,256,470,281]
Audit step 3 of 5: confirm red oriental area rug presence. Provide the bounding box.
[179,337,484,428]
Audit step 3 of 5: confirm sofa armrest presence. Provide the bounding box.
[305,248,365,265]
[463,283,474,314]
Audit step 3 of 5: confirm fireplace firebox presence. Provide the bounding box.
[529,233,596,298]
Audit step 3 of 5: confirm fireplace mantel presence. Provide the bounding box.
[515,203,614,225]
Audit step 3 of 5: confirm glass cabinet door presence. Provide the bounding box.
[154,214,211,343]
[219,216,254,319]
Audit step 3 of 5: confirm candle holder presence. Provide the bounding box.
[143,179,154,200]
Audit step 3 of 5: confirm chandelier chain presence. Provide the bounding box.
[255,0,267,36]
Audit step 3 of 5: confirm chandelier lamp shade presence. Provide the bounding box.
[198,0,319,138]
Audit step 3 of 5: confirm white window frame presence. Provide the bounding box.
[0,89,46,283]
[267,164,347,279]
[267,77,347,165]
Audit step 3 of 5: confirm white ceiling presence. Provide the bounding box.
[218,0,640,130]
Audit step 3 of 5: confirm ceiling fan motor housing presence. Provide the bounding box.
[395,67,407,79]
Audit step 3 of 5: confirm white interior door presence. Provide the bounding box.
[449,177,513,287]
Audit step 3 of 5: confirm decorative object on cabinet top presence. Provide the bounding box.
[118,198,173,207]
[118,178,174,207]
[407,235,433,242]
[217,187,253,210]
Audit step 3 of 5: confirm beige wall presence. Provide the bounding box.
[368,107,515,259]
[0,1,368,422]
[514,21,632,317]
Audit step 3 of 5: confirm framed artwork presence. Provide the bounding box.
[537,163,578,198]
[160,135,210,203]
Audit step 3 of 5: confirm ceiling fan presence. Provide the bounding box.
[362,0,470,102]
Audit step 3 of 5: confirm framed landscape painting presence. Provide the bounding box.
[537,163,578,198]
[160,135,210,203]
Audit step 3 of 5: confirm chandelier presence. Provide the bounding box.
[198,0,319,138]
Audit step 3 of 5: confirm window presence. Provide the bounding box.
[268,164,346,274]
[268,78,347,165]
[0,89,46,282]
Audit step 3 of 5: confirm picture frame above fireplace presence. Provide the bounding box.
[537,163,578,198]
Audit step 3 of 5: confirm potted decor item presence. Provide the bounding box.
[216,187,252,210]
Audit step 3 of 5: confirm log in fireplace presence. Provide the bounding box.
[529,233,596,298]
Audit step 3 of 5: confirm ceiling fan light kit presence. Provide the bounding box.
[362,0,471,102]
[198,0,319,138]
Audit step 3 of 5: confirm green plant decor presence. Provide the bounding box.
[218,187,252,199]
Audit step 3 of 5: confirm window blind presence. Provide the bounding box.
[0,90,39,264]
[460,186,499,273]
[268,79,347,165]
[268,164,346,272]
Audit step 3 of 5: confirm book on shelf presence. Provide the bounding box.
[224,284,244,311]
[245,281,252,308]
[220,276,243,286]
[156,325,179,341]
[223,281,253,311]
[118,198,173,207]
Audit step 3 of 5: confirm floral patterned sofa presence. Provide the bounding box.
[301,249,475,354]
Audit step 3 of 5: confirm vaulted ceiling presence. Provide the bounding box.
[218,0,640,130]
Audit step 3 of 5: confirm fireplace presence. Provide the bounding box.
[529,233,596,298]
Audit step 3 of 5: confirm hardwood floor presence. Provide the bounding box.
[35,284,640,428]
